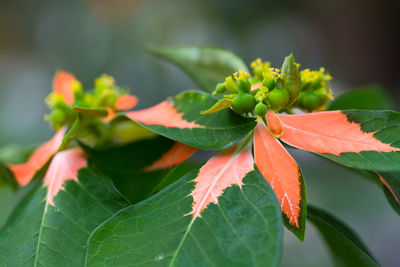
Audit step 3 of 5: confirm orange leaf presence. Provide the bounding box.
[190,144,254,217]
[126,101,204,129]
[279,111,399,155]
[53,71,76,105]
[145,142,197,171]
[43,148,87,207]
[115,95,138,110]
[254,122,305,234]
[8,128,66,186]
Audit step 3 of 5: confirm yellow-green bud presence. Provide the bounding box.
[311,77,323,90]
[71,80,83,93]
[253,66,264,80]
[46,93,66,108]
[238,79,251,93]
[231,92,255,114]
[269,88,290,109]
[51,108,67,129]
[255,102,267,116]
[224,76,238,93]
[95,74,115,91]
[263,78,276,91]
[262,72,276,90]
[313,87,328,106]
[214,82,226,94]
[254,89,267,103]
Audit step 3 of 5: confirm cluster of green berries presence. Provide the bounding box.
[203,55,333,117]
[45,74,128,130]
[295,68,333,111]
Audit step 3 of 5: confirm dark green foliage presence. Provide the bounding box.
[83,136,178,204]
[308,205,379,267]
[0,168,129,266]
[150,46,249,92]
[328,85,395,111]
[86,169,282,267]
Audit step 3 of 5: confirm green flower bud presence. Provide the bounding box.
[231,92,255,114]
[250,58,270,80]
[224,76,238,93]
[252,66,264,80]
[301,92,319,111]
[269,88,290,109]
[95,74,115,92]
[238,79,251,93]
[46,93,66,108]
[313,87,328,106]
[263,77,276,91]
[71,80,83,94]
[213,82,226,95]
[254,89,267,103]
[311,76,323,90]
[255,102,268,116]
[280,54,301,104]
[50,108,67,129]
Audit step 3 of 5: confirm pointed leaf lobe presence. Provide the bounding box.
[127,101,204,129]
[254,122,305,236]
[8,128,66,185]
[279,111,400,156]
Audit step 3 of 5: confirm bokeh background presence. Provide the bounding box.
[0,0,399,266]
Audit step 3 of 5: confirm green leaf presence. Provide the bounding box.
[308,205,379,267]
[280,54,301,104]
[370,171,400,216]
[328,85,396,111]
[85,152,282,266]
[0,144,36,164]
[0,168,129,266]
[0,162,17,188]
[153,162,199,192]
[0,144,35,188]
[201,98,232,114]
[150,45,249,92]
[126,91,256,150]
[83,136,192,204]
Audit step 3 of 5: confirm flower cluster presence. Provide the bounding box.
[46,72,137,130]
[203,55,333,118]
[295,68,333,111]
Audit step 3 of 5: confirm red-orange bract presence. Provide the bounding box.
[53,71,77,105]
[190,145,254,217]
[254,121,304,230]
[8,128,66,186]
[145,142,197,171]
[127,101,204,129]
[43,148,87,206]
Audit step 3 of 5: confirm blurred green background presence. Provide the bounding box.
[0,0,399,266]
